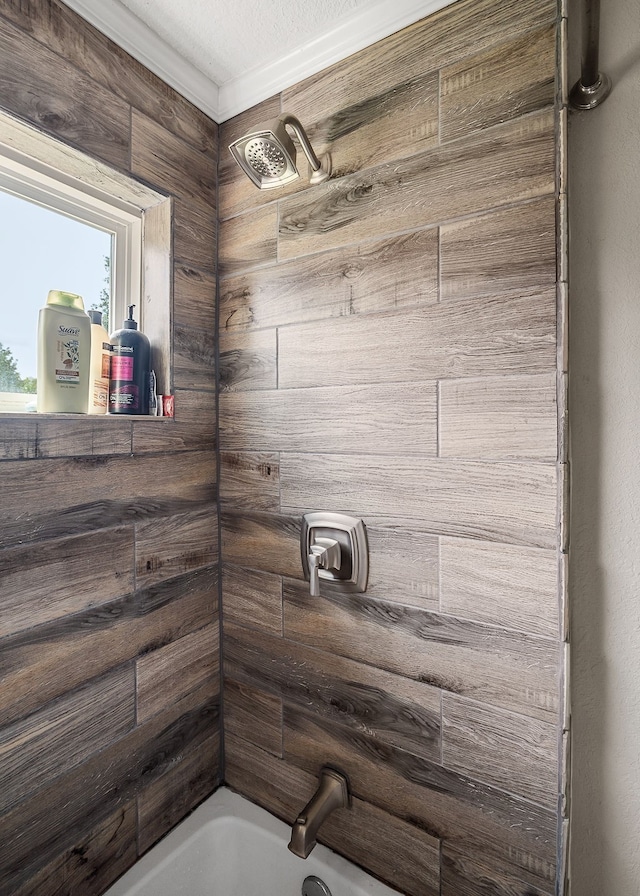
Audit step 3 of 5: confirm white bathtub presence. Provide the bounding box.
[104,787,401,896]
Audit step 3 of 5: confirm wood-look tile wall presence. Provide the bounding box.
[219,0,563,894]
[0,2,219,894]
[0,1,566,894]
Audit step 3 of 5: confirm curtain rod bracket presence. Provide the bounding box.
[570,72,612,110]
[569,0,611,110]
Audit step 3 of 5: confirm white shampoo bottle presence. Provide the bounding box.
[37,290,91,413]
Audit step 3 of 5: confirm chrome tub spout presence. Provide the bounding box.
[288,767,351,859]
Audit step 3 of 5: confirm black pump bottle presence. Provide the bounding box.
[109,304,151,415]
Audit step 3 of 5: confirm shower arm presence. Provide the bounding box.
[569,0,611,110]
[280,114,323,173]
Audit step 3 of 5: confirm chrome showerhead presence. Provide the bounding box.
[229,113,331,190]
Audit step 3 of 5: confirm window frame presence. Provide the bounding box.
[0,110,171,416]
[0,150,143,335]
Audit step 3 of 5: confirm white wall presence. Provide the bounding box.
[569,0,640,891]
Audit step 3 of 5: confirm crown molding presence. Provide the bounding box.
[60,0,220,120]
[217,0,456,121]
[61,0,456,123]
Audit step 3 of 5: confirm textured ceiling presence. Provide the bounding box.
[116,0,377,86]
[63,0,454,119]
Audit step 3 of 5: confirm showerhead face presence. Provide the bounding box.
[229,118,299,190]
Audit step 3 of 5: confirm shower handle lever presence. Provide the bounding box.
[308,537,341,597]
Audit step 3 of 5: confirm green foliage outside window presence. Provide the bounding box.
[0,342,35,393]
[89,254,111,334]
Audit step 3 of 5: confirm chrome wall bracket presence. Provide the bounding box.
[301,512,368,596]
[569,0,611,110]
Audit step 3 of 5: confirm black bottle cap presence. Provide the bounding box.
[123,304,138,330]
[88,309,102,325]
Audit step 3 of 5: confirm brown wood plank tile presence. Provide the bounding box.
[138,732,220,855]
[0,417,37,460]
[137,624,220,724]
[225,622,441,762]
[324,792,440,896]
[173,321,217,392]
[223,564,283,635]
[1,526,135,639]
[219,383,437,455]
[440,198,557,302]
[0,566,218,727]
[440,537,559,638]
[224,677,283,756]
[167,265,216,391]
[221,511,300,577]
[277,111,554,261]
[0,16,130,169]
[0,451,216,549]
[283,581,559,721]
[219,451,280,512]
[0,0,564,890]
[131,109,216,207]
[225,730,308,821]
[12,802,138,896]
[439,373,557,459]
[442,694,558,810]
[219,327,277,392]
[278,291,556,389]
[140,675,219,738]
[0,666,136,815]
[0,699,219,894]
[135,507,218,587]
[219,228,439,333]
[173,264,217,331]
[36,415,132,458]
[283,0,556,127]
[366,527,439,610]
[0,4,223,893]
[0,103,161,208]
[173,196,217,274]
[173,264,216,391]
[441,842,554,896]
[440,26,555,142]
[287,70,439,179]
[132,389,217,454]
[173,387,217,426]
[284,706,557,889]
[280,453,557,548]
[0,0,216,152]
[218,203,278,277]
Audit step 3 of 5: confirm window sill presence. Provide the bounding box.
[1,412,183,464]
[0,409,173,419]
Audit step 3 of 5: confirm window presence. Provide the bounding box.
[0,112,172,412]
[0,192,112,406]
[0,143,142,412]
